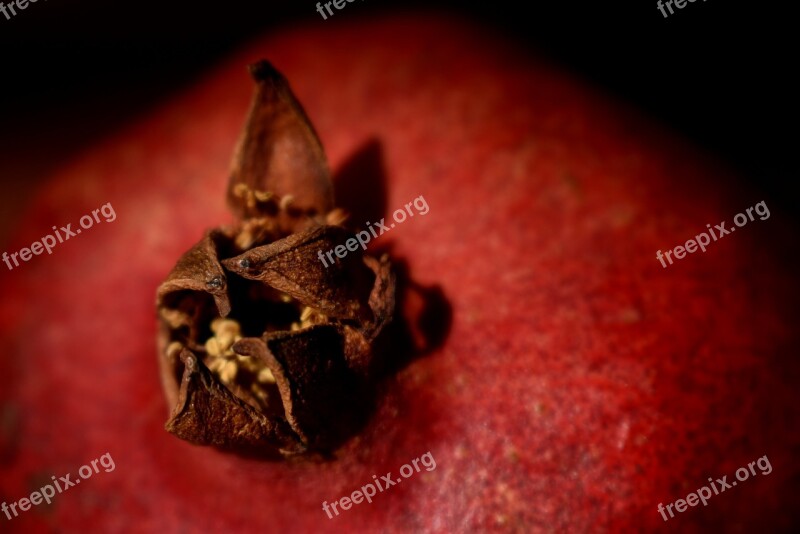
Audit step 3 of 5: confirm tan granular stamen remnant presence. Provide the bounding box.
[204,318,276,388]
[325,208,348,226]
[254,190,274,202]
[160,308,187,329]
[290,306,328,331]
[279,194,294,210]
[166,341,184,359]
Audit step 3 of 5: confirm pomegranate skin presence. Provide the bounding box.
[0,13,798,533]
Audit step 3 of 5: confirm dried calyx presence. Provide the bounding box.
[156,61,394,457]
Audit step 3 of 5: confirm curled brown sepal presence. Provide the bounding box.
[232,327,361,451]
[156,60,396,458]
[221,225,376,324]
[166,348,306,456]
[156,230,231,320]
[227,60,334,222]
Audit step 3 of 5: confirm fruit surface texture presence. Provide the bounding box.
[0,13,797,533]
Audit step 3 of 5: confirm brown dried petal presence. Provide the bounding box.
[233,325,359,450]
[362,254,396,341]
[222,225,375,323]
[165,349,305,456]
[156,230,231,318]
[227,60,334,220]
[340,324,373,378]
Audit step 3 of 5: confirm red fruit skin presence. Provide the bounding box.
[1,13,798,533]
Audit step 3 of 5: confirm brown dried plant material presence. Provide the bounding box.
[156,61,395,457]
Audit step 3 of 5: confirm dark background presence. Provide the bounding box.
[0,0,796,246]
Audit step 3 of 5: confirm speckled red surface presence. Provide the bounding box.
[1,13,798,533]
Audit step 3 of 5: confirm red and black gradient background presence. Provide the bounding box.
[0,1,798,532]
[0,0,797,247]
